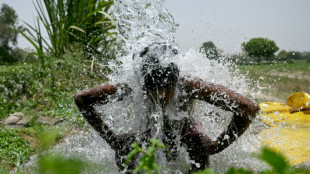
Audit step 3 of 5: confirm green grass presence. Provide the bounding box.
[238,60,310,102]
[0,128,34,167]
[0,51,109,171]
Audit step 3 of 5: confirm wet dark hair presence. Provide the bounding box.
[137,43,179,91]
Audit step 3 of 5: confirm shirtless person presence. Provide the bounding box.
[74,43,260,173]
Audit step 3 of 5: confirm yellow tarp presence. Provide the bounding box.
[258,102,310,165]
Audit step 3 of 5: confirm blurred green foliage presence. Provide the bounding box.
[37,128,88,174]
[38,153,87,174]
[126,138,169,174]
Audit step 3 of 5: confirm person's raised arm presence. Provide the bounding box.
[181,76,260,154]
[74,83,132,146]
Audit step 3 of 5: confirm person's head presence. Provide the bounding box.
[136,43,179,106]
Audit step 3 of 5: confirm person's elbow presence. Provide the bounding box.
[253,102,260,113]
[248,102,260,118]
[74,92,87,107]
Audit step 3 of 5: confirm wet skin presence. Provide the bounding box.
[74,76,260,173]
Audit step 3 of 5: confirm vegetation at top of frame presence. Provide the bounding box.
[20,0,117,62]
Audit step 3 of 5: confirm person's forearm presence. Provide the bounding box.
[208,114,251,154]
[181,76,260,155]
[74,83,131,106]
[200,83,258,115]
[79,105,117,144]
[181,76,259,118]
[73,83,131,146]
[74,84,117,107]
[74,89,117,145]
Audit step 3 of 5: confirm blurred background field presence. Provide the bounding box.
[239,60,310,102]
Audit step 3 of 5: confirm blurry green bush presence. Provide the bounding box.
[0,50,108,120]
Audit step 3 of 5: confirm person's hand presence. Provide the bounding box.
[115,83,132,100]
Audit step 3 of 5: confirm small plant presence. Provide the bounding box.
[125,138,169,174]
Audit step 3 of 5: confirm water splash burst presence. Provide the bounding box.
[39,0,269,173]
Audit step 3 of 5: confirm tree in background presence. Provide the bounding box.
[199,41,219,60]
[287,51,302,60]
[277,50,310,63]
[242,38,279,64]
[277,50,288,60]
[0,3,24,64]
[304,52,310,61]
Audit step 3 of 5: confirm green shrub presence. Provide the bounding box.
[0,64,38,119]
[20,0,116,61]
[0,50,108,121]
[0,129,31,165]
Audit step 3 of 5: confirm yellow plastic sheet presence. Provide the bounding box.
[258,102,310,165]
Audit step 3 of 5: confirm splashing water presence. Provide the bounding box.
[38,0,271,173]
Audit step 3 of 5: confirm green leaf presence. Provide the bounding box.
[69,26,86,34]
[194,168,217,174]
[259,147,294,174]
[226,167,253,174]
